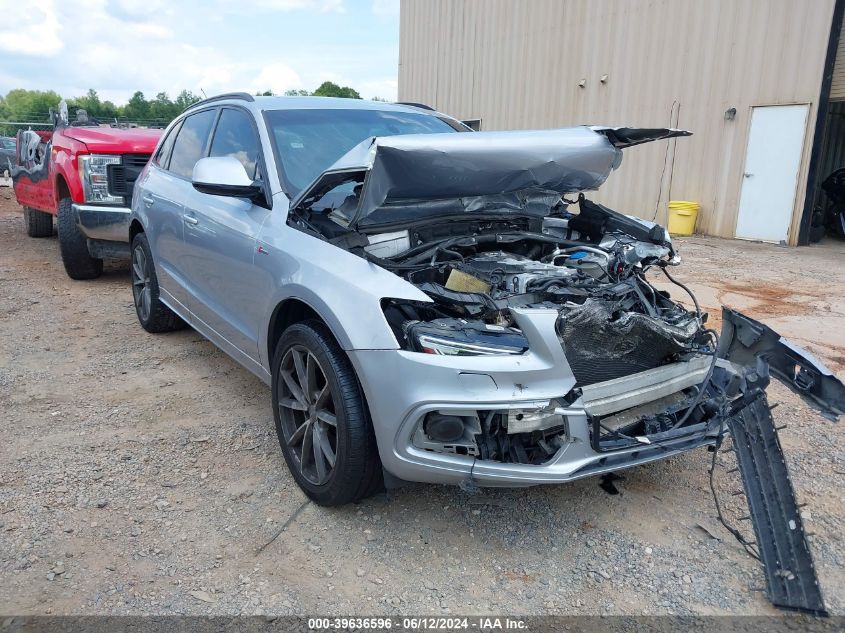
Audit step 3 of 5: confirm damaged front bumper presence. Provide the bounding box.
[353,307,721,487]
[354,306,844,615]
[352,308,843,487]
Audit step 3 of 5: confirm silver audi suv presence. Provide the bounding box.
[130,94,843,506]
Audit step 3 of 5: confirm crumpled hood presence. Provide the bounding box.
[62,126,162,153]
[291,126,690,229]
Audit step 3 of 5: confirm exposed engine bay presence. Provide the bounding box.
[379,198,711,385]
[292,193,718,465]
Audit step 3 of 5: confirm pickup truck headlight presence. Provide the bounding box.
[79,154,122,204]
[406,320,528,356]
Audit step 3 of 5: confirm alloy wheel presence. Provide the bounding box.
[131,244,152,322]
[277,345,338,485]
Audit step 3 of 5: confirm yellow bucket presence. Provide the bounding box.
[667,200,700,236]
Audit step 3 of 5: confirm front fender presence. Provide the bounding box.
[256,218,432,358]
[52,139,87,204]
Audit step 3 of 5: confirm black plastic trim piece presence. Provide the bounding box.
[718,308,845,420]
[395,101,434,110]
[727,395,828,616]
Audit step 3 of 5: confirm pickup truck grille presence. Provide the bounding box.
[107,154,151,202]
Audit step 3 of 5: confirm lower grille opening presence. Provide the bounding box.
[590,388,711,453]
[412,406,569,465]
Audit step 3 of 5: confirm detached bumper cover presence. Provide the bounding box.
[719,307,844,420]
[73,203,131,242]
[718,308,845,616]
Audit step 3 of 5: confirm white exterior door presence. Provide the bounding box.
[735,104,809,243]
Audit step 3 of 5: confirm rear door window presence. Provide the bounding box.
[168,109,216,179]
[209,108,260,179]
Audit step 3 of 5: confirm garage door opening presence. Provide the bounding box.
[800,0,845,244]
[807,101,845,241]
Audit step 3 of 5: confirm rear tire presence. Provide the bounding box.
[57,197,103,279]
[272,321,382,506]
[130,232,185,333]
[23,207,53,237]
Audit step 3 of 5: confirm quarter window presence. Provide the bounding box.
[209,108,260,179]
[153,120,182,168]
[168,109,216,179]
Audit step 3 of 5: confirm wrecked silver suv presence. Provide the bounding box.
[132,96,844,611]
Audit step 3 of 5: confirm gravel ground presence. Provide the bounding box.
[1,188,844,616]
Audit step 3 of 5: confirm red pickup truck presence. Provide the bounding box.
[10,104,162,279]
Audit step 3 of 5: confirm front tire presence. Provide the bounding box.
[130,232,185,333]
[56,197,102,279]
[23,207,53,237]
[272,321,382,506]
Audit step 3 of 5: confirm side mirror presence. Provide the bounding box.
[192,156,265,204]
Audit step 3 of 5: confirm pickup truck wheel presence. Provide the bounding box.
[23,207,53,237]
[130,232,185,333]
[56,197,103,279]
[272,321,382,506]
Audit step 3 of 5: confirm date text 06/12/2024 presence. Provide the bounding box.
[307,617,527,630]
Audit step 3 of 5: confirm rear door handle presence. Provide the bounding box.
[183,214,198,226]
[142,195,155,207]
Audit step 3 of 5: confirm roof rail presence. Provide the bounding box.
[395,101,435,111]
[183,92,256,112]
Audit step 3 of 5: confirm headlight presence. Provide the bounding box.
[406,320,528,356]
[79,154,122,204]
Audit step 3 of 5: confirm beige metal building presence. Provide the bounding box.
[398,0,845,245]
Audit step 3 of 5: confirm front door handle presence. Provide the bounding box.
[183,214,198,226]
[142,195,155,207]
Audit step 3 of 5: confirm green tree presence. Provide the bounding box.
[1,89,63,123]
[123,91,150,121]
[147,92,174,124]
[0,87,196,128]
[283,89,310,96]
[256,89,274,96]
[174,89,201,112]
[312,81,361,99]
[68,88,119,122]
[102,100,119,119]
[70,88,100,115]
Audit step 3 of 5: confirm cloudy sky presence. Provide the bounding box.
[0,0,401,103]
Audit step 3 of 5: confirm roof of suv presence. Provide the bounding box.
[185,94,440,117]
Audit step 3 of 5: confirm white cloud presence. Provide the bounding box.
[372,0,399,16]
[359,77,397,101]
[131,23,174,39]
[228,0,345,12]
[250,63,303,95]
[107,0,173,21]
[319,0,346,13]
[0,2,241,102]
[0,0,397,108]
[0,0,63,57]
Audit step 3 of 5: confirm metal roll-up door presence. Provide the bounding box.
[830,19,845,100]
